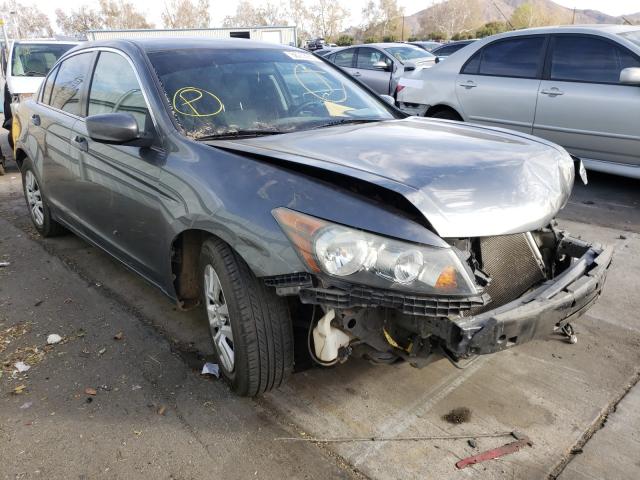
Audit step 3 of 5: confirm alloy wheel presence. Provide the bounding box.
[204,264,235,372]
[25,170,44,227]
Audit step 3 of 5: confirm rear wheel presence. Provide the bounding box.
[199,238,293,396]
[21,160,65,237]
[429,109,462,121]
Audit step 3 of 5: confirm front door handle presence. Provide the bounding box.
[72,135,89,152]
[459,80,477,89]
[540,88,564,97]
[31,114,40,126]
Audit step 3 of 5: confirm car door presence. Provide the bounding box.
[533,34,640,167]
[331,47,357,76]
[70,49,168,283]
[455,35,547,134]
[355,47,393,95]
[37,51,95,222]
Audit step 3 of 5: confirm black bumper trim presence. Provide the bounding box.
[448,238,613,356]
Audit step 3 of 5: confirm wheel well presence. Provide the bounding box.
[14,148,27,171]
[425,105,463,120]
[170,229,211,310]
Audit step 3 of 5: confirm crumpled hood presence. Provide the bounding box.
[214,118,574,238]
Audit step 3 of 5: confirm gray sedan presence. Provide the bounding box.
[324,42,436,96]
[15,38,610,396]
[398,25,640,178]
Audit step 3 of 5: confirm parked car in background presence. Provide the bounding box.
[306,38,326,51]
[410,40,442,52]
[324,42,436,96]
[15,38,610,396]
[3,40,78,145]
[313,46,343,58]
[431,40,476,60]
[397,25,640,179]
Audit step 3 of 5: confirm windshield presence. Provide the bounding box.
[383,46,434,62]
[148,48,394,139]
[619,30,640,49]
[11,43,75,77]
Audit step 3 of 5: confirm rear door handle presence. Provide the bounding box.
[540,88,564,97]
[31,114,40,126]
[72,135,89,152]
[459,81,477,89]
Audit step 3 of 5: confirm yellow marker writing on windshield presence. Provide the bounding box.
[172,87,224,117]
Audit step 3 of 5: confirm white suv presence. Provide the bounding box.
[397,25,640,179]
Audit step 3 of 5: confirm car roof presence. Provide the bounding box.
[361,42,423,49]
[501,24,640,35]
[12,40,79,45]
[77,37,299,53]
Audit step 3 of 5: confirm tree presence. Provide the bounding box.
[223,0,288,27]
[475,21,509,38]
[310,0,349,40]
[509,2,569,29]
[55,6,103,37]
[1,1,52,38]
[360,0,404,41]
[162,0,211,28]
[336,35,353,46]
[98,0,155,29]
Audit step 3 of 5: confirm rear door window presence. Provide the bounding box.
[49,52,93,116]
[550,35,640,84]
[477,36,545,78]
[88,51,150,131]
[333,48,355,68]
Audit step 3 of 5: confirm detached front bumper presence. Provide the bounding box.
[447,237,613,357]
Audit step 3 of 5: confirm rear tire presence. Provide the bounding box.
[199,237,293,396]
[21,157,66,237]
[429,109,462,121]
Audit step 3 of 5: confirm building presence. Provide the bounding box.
[87,26,298,46]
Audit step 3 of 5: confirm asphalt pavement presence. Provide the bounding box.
[1,150,639,479]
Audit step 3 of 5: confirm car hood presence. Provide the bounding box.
[212,118,574,238]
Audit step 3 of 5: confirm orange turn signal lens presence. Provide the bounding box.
[435,266,458,289]
[272,208,328,273]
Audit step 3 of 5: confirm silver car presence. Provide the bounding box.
[324,42,436,96]
[397,26,640,179]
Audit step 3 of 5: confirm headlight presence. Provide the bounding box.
[273,208,480,296]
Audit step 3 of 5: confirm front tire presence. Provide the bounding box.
[21,159,65,237]
[199,238,293,396]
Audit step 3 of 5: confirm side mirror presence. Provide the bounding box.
[404,62,416,72]
[379,94,395,106]
[86,113,152,147]
[620,67,640,85]
[373,60,391,72]
[434,56,441,64]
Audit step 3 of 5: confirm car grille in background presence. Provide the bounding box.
[471,233,546,314]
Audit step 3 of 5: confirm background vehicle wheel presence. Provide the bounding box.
[21,159,65,237]
[199,237,293,396]
[429,109,462,121]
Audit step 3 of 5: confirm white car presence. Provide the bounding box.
[3,40,78,141]
[397,25,640,179]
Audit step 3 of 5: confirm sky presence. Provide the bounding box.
[18,0,640,33]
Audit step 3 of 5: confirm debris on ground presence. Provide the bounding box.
[455,432,533,469]
[20,401,33,409]
[157,405,167,416]
[0,261,10,267]
[12,384,27,394]
[47,334,62,345]
[113,331,124,340]
[442,407,472,424]
[468,438,478,448]
[0,322,31,353]
[98,347,106,355]
[131,385,142,391]
[14,361,30,373]
[2,346,46,372]
[84,387,97,396]
[276,431,515,443]
[201,362,220,377]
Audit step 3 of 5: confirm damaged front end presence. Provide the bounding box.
[266,210,612,368]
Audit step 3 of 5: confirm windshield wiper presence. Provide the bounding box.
[195,130,285,141]
[308,118,382,130]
